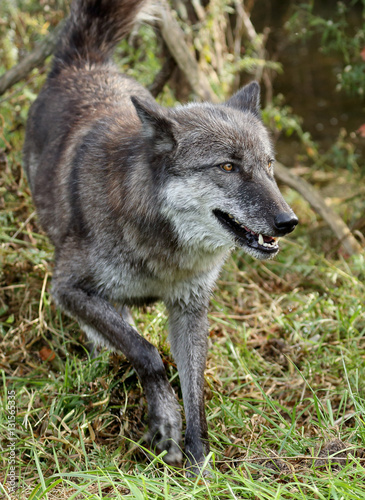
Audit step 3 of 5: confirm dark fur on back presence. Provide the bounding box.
[23,0,297,475]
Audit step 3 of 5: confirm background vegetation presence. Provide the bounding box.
[1,0,364,498]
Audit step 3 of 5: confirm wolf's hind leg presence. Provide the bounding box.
[52,279,182,465]
[118,305,136,328]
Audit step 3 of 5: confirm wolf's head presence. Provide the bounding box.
[132,82,298,260]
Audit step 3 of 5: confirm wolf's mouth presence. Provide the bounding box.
[213,209,279,253]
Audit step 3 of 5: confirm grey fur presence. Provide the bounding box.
[23,0,298,474]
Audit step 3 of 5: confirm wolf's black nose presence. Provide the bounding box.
[274,213,298,234]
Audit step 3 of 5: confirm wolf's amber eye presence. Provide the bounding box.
[220,163,234,172]
[268,160,272,169]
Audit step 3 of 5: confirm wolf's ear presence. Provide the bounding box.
[131,96,176,153]
[225,81,261,117]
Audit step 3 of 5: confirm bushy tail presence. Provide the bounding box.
[51,0,146,75]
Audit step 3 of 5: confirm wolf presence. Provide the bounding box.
[23,0,298,474]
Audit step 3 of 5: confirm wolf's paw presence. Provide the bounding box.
[144,381,182,465]
[145,417,182,466]
[185,459,212,479]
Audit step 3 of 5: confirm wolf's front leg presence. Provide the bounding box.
[52,278,182,465]
[167,301,210,475]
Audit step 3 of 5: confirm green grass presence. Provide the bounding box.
[1,2,365,498]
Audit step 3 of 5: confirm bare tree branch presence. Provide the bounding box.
[275,162,363,256]
[158,2,219,102]
[0,22,64,97]
[148,51,176,98]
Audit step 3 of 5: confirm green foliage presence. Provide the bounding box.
[231,56,282,78]
[287,1,365,96]
[262,95,362,172]
[263,98,305,137]
[114,26,162,88]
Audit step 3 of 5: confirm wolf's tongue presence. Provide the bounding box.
[263,235,275,243]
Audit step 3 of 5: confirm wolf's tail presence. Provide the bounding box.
[51,0,146,76]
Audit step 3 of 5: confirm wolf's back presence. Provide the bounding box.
[51,0,146,76]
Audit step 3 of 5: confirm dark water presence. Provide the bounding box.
[251,0,364,166]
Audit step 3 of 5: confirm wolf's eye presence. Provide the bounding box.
[220,163,234,172]
[268,160,273,169]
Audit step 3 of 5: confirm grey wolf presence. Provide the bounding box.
[23,0,298,474]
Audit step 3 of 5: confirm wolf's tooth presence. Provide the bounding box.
[258,234,264,245]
